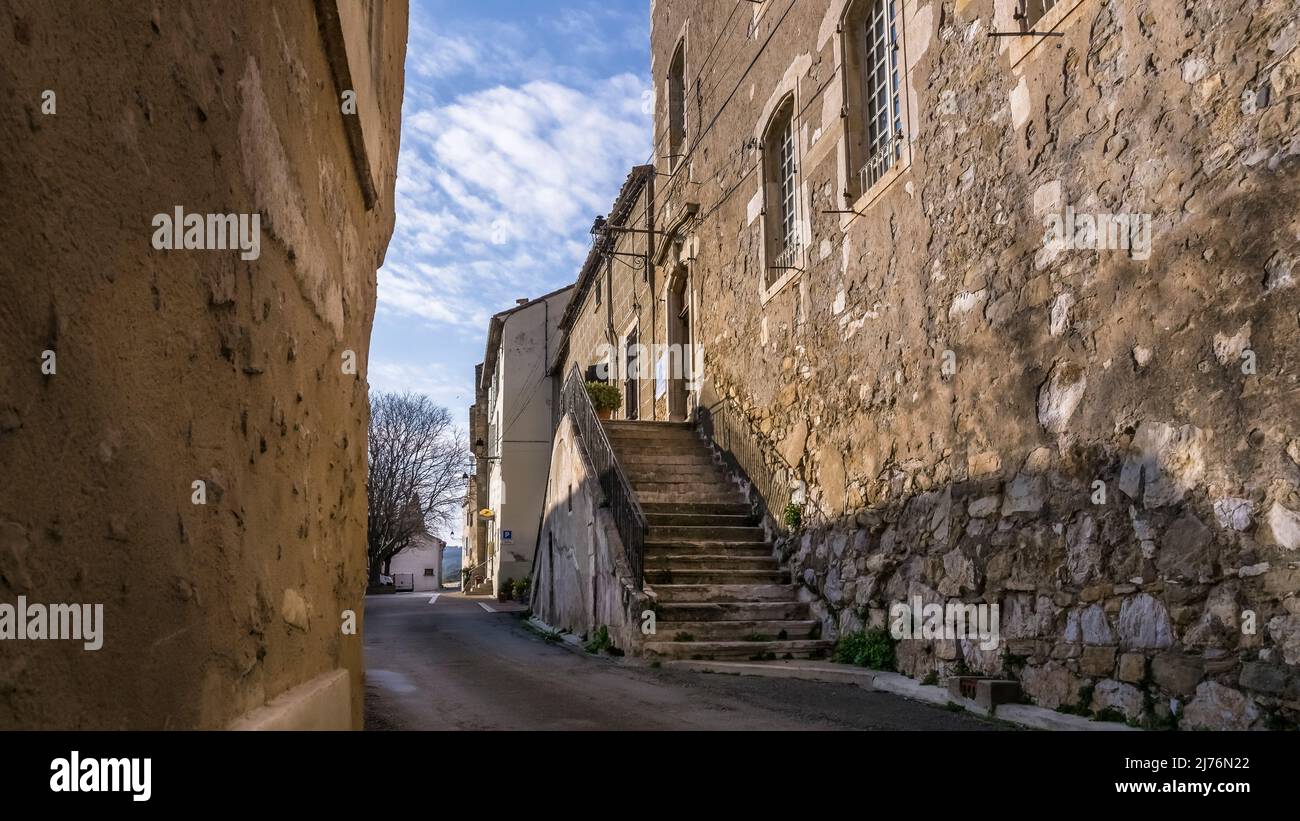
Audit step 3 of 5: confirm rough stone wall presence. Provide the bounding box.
[651,0,1300,728]
[0,0,406,728]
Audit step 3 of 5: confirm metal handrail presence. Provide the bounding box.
[560,365,647,588]
[696,396,796,535]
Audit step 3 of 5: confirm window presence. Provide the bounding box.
[1017,0,1059,29]
[762,96,800,288]
[667,40,686,171]
[423,568,435,576]
[842,0,905,198]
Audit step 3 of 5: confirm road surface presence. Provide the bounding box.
[363,592,997,731]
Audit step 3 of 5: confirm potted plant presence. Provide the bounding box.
[585,381,622,420]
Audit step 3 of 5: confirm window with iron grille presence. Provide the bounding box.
[1017,0,1060,29]
[777,115,797,257]
[763,97,800,287]
[860,0,902,192]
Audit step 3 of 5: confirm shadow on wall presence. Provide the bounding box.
[530,415,650,653]
[742,433,1300,731]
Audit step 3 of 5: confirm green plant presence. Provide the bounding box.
[832,628,897,671]
[1056,682,1097,717]
[499,577,516,601]
[515,575,531,601]
[921,670,940,686]
[584,625,614,654]
[782,502,802,530]
[585,381,622,413]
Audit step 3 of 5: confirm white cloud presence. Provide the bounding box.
[369,359,473,408]
[371,1,652,416]
[378,72,651,326]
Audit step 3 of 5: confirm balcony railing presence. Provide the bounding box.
[696,396,795,536]
[560,364,646,587]
[771,238,801,272]
[858,130,903,193]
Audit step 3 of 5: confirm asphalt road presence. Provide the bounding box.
[363,591,997,731]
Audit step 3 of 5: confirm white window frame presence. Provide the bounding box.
[840,0,913,215]
[758,94,805,303]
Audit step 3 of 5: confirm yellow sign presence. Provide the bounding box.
[478,508,495,519]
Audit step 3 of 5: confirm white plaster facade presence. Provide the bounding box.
[478,286,574,597]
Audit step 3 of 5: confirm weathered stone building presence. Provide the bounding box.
[0,0,407,729]
[540,0,1300,729]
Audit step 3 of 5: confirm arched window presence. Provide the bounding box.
[842,0,905,198]
[667,40,686,171]
[762,95,800,288]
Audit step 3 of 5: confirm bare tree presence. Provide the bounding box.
[367,392,467,585]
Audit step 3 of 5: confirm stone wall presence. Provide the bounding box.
[532,416,650,652]
[0,0,407,728]
[650,0,1300,728]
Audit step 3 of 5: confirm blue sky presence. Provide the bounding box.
[369,0,653,422]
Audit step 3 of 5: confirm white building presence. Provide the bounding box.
[388,532,446,593]
[475,286,574,597]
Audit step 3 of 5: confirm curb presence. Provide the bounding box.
[524,615,591,654]
[663,660,1139,731]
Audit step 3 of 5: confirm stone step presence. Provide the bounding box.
[614,446,712,461]
[636,491,747,505]
[608,438,704,453]
[648,525,766,542]
[645,541,773,557]
[603,421,694,431]
[653,619,820,641]
[657,601,811,621]
[621,453,716,467]
[631,481,736,496]
[641,501,751,516]
[604,424,698,439]
[626,467,729,484]
[644,512,755,528]
[651,583,798,603]
[624,465,728,478]
[644,553,778,570]
[645,568,789,585]
[642,639,833,661]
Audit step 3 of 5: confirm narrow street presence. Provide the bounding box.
[363,592,997,731]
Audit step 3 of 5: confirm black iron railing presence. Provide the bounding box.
[561,365,646,588]
[697,397,795,534]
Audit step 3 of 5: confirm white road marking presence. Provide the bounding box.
[428,593,440,605]
[478,602,495,613]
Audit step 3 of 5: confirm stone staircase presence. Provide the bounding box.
[603,420,830,661]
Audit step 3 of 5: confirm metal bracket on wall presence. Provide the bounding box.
[986,30,1064,37]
